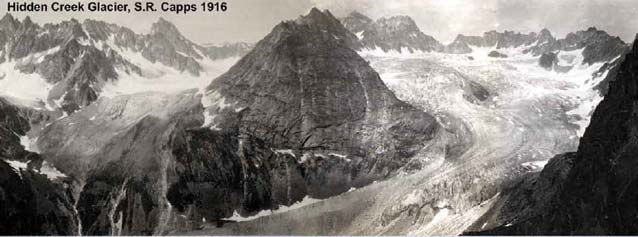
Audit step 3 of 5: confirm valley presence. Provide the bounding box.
[0,7,633,235]
[181,42,616,235]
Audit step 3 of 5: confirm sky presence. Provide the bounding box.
[4,0,638,45]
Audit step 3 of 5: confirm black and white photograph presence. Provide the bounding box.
[1,0,638,235]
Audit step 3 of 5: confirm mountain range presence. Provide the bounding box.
[340,12,627,67]
[0,13,250,114]
[0,8,636,236]
[0,9,438,235]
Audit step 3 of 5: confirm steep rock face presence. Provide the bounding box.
[341,11,443,53]
[205,8,438,184]
[0,98,78,235]
[0,161,78,235]
[36,92,205,235]
[467,35,638,235]
[561,27,628,65]
[538,52,557,70]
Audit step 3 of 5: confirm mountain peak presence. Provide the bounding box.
[0,13,19,31]
[21,16,35,27]
[205,6,437,187]
[378,15,418,28]
[0,13,15,23]
[347,11,372,22]
[297,7,338,26]
[151,17,181,37]
[539,28,552,35]
[289,8,360,47]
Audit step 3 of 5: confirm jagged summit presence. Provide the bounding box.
[348,10,372,21]
[0,13,14,21]
[340,11,443,53]
[0,14,251,114]
[0,13,36,33]
[279,8,363,49]
[151,17,182,37]
[443,27,627,65]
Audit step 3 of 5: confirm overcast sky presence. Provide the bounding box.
[5,0,638,44]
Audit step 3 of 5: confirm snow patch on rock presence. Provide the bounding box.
[223,196,321,222]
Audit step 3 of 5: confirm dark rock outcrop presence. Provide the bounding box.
[538,52,557,70]
[0,98,78,235]
[487,51,507,58]
[466,35,638,235]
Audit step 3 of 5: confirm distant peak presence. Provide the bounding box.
[0,13,14,22]
[0,13,19,30]
[376,15,419,31]
[348,10,369,19]
[322,9,336,18]
[22,16,33,25]
[454,34,467,40]
[153,17,176,28]
[346,10,373,23]
[305,7,325,19]
[381,15,415,23]
[297,7,340,26]
[151,17,181,36]
[157,17,170,24]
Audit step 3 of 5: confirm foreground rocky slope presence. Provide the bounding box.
[0,98,77,235]
[467,35,638,235]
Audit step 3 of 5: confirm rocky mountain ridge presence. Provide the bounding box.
[339,11,628,70]
[340,11,443,53]
[0,13,250,114]
[0,97,78,235]
[1,8,636,236]
[445,27,628,65]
